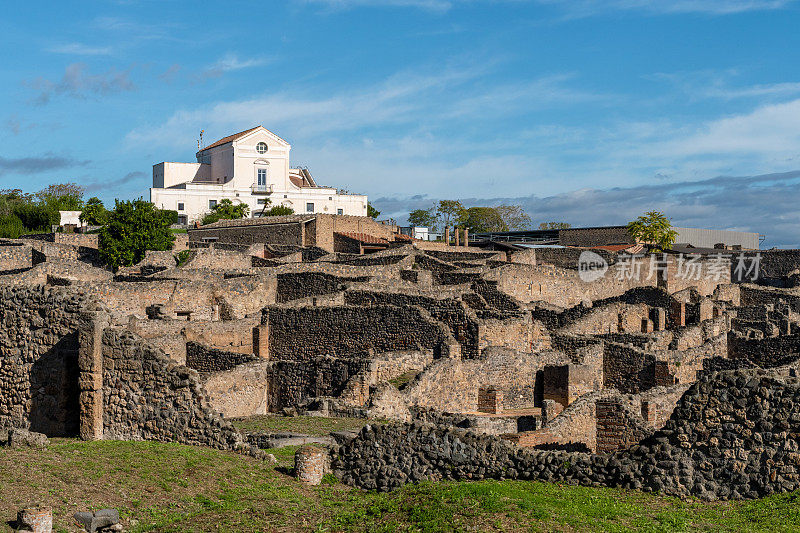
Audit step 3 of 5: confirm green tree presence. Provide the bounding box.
[627,211,678,250]
[436,200,466,229]
[539,222,572,230]
[263,205,294,216]
[408,207,438,231]
[460,207,508,233]
[201,199,249,225]
[36,182,84,211]
[80,197,108,226]
[496,205,532,230]
[367,202,381,219]
[13,203,53,232]
[99,199,175,271]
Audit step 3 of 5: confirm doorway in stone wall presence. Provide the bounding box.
[28,332,81,436]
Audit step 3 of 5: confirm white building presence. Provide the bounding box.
[150,126,368,224]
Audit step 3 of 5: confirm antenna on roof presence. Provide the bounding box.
[199,130,205,150]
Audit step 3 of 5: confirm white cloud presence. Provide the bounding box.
[197,54,274,81]
[539,0,794,16]
[29,63,135,104]
[299,0,795,14]
[47,43,113,56]
[650,70,800,101]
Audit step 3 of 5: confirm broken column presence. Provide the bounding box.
[641,401,658,426]
[455,227,460,247]
[78,311,109,441]
[477,386,503,414]
[670,301,686,327]
[15,506,52,533]
[444,226,450,245]
[651,308,666,331]
[464,227,469,246]
[698,299,714,322]
[253,321,270,359]
[295,445,326,485]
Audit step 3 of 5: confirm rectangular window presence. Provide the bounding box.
[306,202,314,213]
[257,168,267,187]
[337,208,343,215]
[209,200,217,209]
[177,202,184,211]
[257,199,267,205]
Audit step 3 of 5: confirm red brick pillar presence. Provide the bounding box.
[477,386,503,414]
[670,301,686,327]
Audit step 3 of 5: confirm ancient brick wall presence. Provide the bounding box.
[595,399,652,453]
[0,285,86,436]
[188,219,306,246]
[265,304,454,361]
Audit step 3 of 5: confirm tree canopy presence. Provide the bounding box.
[459,206,508,233]
[0,183,86,238]
[98,199,175,271]
[367,202,381,219]
[202,199,249,225]
[262,205,295,216]
[627,211,678,250]
[539,222,571,230]
[80,197,108,226]
[407,202,532,236]
[407,207,438,231]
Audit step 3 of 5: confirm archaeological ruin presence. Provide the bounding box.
[3,218,800,500]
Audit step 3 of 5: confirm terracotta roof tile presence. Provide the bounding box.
[197,126,292,154]
[198,126,261,153]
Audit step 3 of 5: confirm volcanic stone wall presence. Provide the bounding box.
[728,333,800,367]
[270,356,372,411]
[333,367,800,500]
[344,290,479,358]
[277,272,369,303]
[0,285,86,436]
[265,304,454,361]
[101,328,248,450]
[185,341,257,373]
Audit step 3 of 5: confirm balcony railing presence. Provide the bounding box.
[251,183,273,194]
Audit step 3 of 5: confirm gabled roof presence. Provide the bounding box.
[197,126,290,154]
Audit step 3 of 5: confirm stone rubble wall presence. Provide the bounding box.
[101,328,249,450]
[266,304,456,361]
[0,285,86,436]
[185,341,257,373]
[333,367,800,500]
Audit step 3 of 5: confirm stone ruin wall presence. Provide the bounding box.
[0,284,249,451]
[334,367,800,500]
[0,285,85,436]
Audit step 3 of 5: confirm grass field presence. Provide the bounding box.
[2,438,800,532]
[229,415,381,436]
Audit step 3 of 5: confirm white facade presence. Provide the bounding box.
[150,126,368,223]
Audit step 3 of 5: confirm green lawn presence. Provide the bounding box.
[229,414,379,436]
[1,439,800,532]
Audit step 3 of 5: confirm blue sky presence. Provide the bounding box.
[2,1,800,246]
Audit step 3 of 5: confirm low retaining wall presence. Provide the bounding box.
[333,367,800,500]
